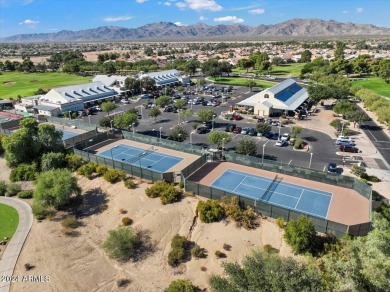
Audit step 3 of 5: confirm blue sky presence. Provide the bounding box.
[1,0,390,37]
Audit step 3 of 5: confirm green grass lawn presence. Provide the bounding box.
[0,203,19,240]
[351,77,390,97]
[209,77,276,88]
[0,72,92,99]
[232,63,304,78]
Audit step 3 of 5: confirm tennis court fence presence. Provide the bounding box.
[46,116,97,131]
[63,129,98,148]
[184,179,371,237]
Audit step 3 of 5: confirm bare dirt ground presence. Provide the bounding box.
[11,174,292,292]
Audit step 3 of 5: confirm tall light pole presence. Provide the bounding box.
[69,111,71,120]
[152,128,157,141]
[159,127,162,142]
[212,116,215,131]
[222,137,226,157]
[341,120,345,135]
[278,125,281,140]
[139,151,146,178]
[177,111,180,125]
[88,114,91,124]
[110,120,114,132]
[110,145,118,169]
[309,152,313,169]
[262,144,266,165]
[132,122,135,136]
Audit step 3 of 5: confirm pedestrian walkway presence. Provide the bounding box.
[0,197,33,292]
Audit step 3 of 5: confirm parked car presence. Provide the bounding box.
[327,162,338,173]
[204,121,213,129]
[275,140,288,147]
[281,133,290,141]
[196,126,208,134]
[263,132,273,139]
[271,133,279,140]
[339,145,359,153]
[120,99,130,104]
[241,127,250,135]
[337,140,356,146]
[272,120,280,126]
[233,127,242,134]
[265,118,273,125]
[164,105,177,112]
[201,100,208,106]
[225,123,236,132]
[232,114,243,121]
[248,128,257,136]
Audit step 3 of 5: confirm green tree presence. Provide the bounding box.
[40,152,65,171]
[207,131,231,148]
[245,80,257,92]
[179,109,193,122]
[271,56,284,65]
[124,77,139,94]
[113,111,138,129]
[169,126,188,142]
[300,50,312,63]
[140,76,156,91]
[345,110,369,128]
[333,100,357,115]
[197,109,215,122]
[65,153,84,171]
[284,216,317,254]
[155,95,172,108]
[33,169,81,209]
[255,123,271,134]
[307,85,332,103]
[19,118,39,136]
[101,101,116,116]
[236,140,257,156]
[38,124,63,152]
[148,107,162,122]
[0,134,6,155]
[165,279,196,292]
[197,200,224,223]
[174,99,186,109]
[334,41,346,60]
[291,125,303,138]
[210,250,323,292]
[98,116,112,128]
[102,227,141,261]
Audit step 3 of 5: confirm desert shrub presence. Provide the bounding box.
[40,152,65,171]
[24,263,34,271]
[293,138,304,149]
[263,244,279,254]
[32,202,48,220]
[119,208,127,214]
[197,200,224,223]
[215,250,226,258]
[145,180,181,204]
[178,181,184,189]
[62,216,80,229]
[10,163,38,182]
[168,234,189,267]
[351,165,366,177]
[372,190,382,201]
[360,172,369,180]
[165,279,196,292]
[368,175,381,183]
[220,196,242,221]
[284,216,317,254]
[191,244,207,259]
[124,179,136,189]
[77,163,97,179]
[360,178,368,185]
[276,217,286,229]
[65,153,84,171]
[6,182,21,196]
[122,217,133,226]
[0,180,7,196]
[103,168,123,183]
[17,190,33,199]
[223,243,231,251]
[96,165,108,175]
[200,266,207,271]
[103,227,141,261]
[117,279,131,288]
[239,207,257,229]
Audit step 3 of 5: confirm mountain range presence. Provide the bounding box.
[2,18,390,42]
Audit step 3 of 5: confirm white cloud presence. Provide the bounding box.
[136,0,148,3]
[214,16,244,24]
[342,10,348,14]
[163,1,171,6]
[184,0,222,11]
[19,19,39,26]
[103,15,132,22]
[356,7,364,13]
[174,21,187,26]
[176,2,186,9]
[248,8,265,15]
[199,16,207,21]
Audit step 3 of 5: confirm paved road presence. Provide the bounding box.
[359,119,390,166]
[0,197,33,292]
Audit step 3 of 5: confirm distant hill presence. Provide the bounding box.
[2,18,390,42]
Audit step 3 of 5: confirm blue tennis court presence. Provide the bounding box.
[211,169,332,219]
[98,144,183,173]
[60,130,79,140]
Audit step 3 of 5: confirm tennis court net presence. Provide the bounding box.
[260,174,278,201]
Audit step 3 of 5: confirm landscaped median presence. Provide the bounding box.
[208,76,276,88]
[0,203,19,240]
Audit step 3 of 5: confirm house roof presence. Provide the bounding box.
[141,69,181,86]
[34,104,60,111]
[92,75,127,87]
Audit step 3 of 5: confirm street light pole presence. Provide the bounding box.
[132,123,135,136]
[110,145,118,169]
[139,151,146,179]
[110,120,114,133]
[88,114,91,124]
[278,126,281,140]
[159,127,162,142]
[222,137,225,158]
[262,144,265,165]
[177,111,180,125]
[309,153,313,169]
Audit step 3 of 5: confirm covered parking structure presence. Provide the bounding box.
[140,69,190,88]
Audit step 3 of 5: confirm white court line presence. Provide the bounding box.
[233,174,248,192]
[240,182,301,201]
[294,189,305,209]
[325,192,334,218]
[288,159,292,166]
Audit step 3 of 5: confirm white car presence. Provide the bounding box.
[337,140,356,146]
[120,99,130,104]
[275,140,288,147]
[281,133,290,141]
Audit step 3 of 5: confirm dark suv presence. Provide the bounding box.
[339,145,359,153]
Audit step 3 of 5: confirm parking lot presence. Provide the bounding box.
[77,82,349,172]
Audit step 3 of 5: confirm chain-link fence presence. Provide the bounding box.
[63,129,98,148]
[46,116,97,131]
[185,180,369,237]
